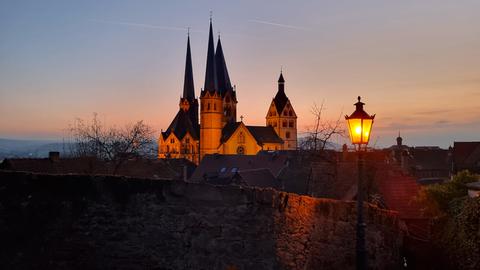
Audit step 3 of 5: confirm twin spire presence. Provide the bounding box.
[182,35,195,100]
[182,19,233,98]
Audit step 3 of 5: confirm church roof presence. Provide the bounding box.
[203,20,218,93]
[247,126,284,144]
[215,37,233,95]
[182,35,195,100]
[273,72,289,113]
[273,91,289,114]
[221,122,283,145]
[221,122,241,143]
[162,109,199,141]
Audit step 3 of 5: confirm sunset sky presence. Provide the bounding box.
[1,0,479,148]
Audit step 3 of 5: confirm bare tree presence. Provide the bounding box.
[69,113,155,174]
[301,101,346,151]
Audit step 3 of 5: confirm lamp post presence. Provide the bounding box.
[345,96,375,270]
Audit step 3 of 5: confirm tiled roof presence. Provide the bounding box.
[236,168,280,188]
[221,122,241,143]
[375,166,424,219]
[246,126,283,144]
[190,153,288,182]
[411,147,450,171]
[202,168,280,189]
[220,123,283,145]
[453,142,480,166]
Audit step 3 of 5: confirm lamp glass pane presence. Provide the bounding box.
[362,118,373,144]
[347,118,362,144]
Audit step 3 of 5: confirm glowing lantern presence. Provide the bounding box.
[345,96,375,145]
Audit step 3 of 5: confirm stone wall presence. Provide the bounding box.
[0,170,402,270]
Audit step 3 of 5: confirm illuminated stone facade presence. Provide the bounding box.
[158,21,297,164]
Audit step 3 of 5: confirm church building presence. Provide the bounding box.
[158,20,297,164]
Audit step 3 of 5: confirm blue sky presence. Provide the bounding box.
[1,0,480,148]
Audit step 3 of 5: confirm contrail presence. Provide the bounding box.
[248,19,308,30]
[88,19,204,33]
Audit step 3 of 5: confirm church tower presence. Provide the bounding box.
[215,35,237,126]
[158,34,200,164]
[200,20,223,159]
[266,72,297,150]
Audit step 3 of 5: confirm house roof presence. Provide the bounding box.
[201,168,280,189]
[454,141,480,164]
[235,168,279,188]
[189,153,288,182]
[162,109,199,141]
[411,147,450,171]
[375,165,424,219]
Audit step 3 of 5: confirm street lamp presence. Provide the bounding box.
[345,96,375,270]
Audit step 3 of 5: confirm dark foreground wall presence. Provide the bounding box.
[0,171,402,270]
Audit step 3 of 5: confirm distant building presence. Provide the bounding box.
[386,134,451,181]
[158,20,297,165]
[452,141,480,174]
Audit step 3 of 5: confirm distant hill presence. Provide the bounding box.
[0,138,72,159]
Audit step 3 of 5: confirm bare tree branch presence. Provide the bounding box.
[68,114,155,174]
[300,102,346,152]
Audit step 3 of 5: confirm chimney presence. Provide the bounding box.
[49,151,60,162]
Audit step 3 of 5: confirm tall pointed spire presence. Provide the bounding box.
[204,19,218,92]
[215,35,232,94]
[183,34,195,100]
[278,71,285,92]
[273,71,288,113]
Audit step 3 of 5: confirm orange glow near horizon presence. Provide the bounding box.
[1,1,480,148]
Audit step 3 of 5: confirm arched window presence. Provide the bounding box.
[286,131,291,139]
[166,145,170,152]
[238,132,245,143]
[207,103,211,110]
[214,103,217,110]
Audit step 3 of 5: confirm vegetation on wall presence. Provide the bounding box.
[417,171,480,269]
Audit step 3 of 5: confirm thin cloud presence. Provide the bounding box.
[248,19,308,30]
[88,19,205,33]
[413,109,452,115]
